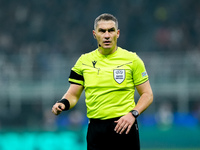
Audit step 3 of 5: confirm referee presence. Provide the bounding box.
[52,13,153,150]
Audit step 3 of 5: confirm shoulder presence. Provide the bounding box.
[118,47,145,68]
[79,49,97,60]
[81,49,97,57]
[118,47,139,60]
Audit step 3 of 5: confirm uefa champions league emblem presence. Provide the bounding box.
[113,69,125,84]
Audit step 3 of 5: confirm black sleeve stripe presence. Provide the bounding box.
[69,70,84,81]
[69,81,83,85]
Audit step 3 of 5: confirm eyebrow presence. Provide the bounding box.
[98,27,116,32]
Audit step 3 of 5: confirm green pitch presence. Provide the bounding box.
[141,148,200,150]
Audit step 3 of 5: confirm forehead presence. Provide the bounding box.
[96,20,116,30]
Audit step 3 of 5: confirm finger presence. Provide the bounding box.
[52,105,62,115]
[52,107,56,114]
[116,121,126,134]
[54,109,61,115]
[52,109,57,115]
[125,125,132,134]
[114,120,121,131]
[119,123,129,134]
[58,103,65,110]
[56,106,62,112]
[55,110,62,115]
[56,105,63,112]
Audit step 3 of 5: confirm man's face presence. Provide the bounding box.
[93,20,120,50]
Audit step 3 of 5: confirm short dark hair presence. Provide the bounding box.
[94,13,118,30]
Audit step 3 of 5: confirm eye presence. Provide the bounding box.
[98,29,106,33]
[108,28,115,32]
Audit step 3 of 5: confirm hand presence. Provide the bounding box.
[114,112,135,134]
[52,103,65,115]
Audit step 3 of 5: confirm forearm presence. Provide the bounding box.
[115,90,153,135]
[62,91,79,109]
[61,84,84,109]
[133,92,153,114]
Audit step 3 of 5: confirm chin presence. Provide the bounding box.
[102,45,112,49]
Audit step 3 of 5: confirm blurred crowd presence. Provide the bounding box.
[0,0,200,129]
[1,0,200,81]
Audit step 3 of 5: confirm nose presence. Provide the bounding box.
[104,31,110,39]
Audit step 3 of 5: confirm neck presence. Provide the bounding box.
[98,45,118,55]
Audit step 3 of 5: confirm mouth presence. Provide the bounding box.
[103,41,111,45]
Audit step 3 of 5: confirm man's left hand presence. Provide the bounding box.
[114,112,135,134]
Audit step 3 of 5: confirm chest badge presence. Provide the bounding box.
[113,69,125,84]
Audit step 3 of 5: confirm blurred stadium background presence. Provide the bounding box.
[0,0,200,149]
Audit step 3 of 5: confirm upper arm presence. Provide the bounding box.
[134,80,153,114]
[65,84,84,100]
[68,55,84,86]
[132,54,148,86]
[136,80,153,97]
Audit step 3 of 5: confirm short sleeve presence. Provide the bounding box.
[132,55,148,86]
[68,55,84,86]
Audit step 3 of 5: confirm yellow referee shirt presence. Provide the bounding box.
[69,47,148,119]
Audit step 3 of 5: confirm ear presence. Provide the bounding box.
[117,29,120,38]
[93,30,96,39]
